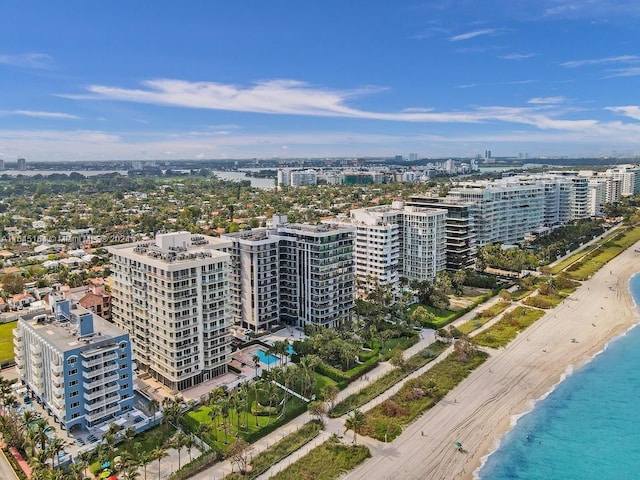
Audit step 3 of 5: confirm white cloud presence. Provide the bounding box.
[605,67,640,78]
[499,53,536,60]
[0,53,54,69]
[561,55,640,68]
[607,106,640,120]
[3,120,640,161]
[63,78,566,127]
[449,29,500,42]
[527,96,566,105]
[8,110,79,120]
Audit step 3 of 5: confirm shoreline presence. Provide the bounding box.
[473,302,640,479]
[345,241,640,480]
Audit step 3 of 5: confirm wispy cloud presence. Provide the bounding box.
[527,96,566,105]
[449,29,500,42]
[499,53,536,60]
[410,26,450,40]
[607,106,640,120]
[0,53,54,69]
[605,67,640,78]
[8,110,79,119]
[64,78,566,128]
[455,79,536,89]
[561,55,640,68]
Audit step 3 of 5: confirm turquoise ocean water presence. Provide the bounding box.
[477,273,640,480]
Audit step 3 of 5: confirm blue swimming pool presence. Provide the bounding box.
[256,349,279,365]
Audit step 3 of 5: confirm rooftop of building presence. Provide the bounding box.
[20,302,126,353]
[108,231,230,264]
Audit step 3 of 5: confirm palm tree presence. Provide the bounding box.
[264,381,278,426]
[68,460,85,480]
[253,379,261,427]
[173,431,188,471]
[299,355,319,398]
[252,354,260,379]
[208,403,222,444]
[220,398,230,444]
[21,409,39,429]
[148,398,159,426]
[47,436,65,469]
[238,382,250,431]
[121,426,136,453]
[184,434,196,463]
[30,418,52,453]
[75,450,92,480]
[151,446,168,480]
[345,410,366,444]
[138,451,153,480]
[122,464,140,480]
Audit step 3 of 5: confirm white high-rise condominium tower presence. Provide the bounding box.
[337,202,447,297]
[108,232,231,391]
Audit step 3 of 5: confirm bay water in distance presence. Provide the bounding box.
[477,273,640,480]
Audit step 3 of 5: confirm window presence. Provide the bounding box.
[70,401,80,409]
[70,390,79,398]
[69,380,78,387]
[69,368,78,376]
[66,356,77,365]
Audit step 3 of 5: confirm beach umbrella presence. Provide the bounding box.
[99,471,111,479]
[102,461,111,468]
[455,441,463,448]
[106,476,117,480]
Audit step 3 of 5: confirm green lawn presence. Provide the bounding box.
[183,388,306,450]
[0,321,17,363]
[472,307,546,348]
[270,441,370,480]
[313,372,338,397]
[408,304,457,328]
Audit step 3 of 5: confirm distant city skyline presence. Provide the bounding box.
[1,1,640,161]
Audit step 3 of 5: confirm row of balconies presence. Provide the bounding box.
[86,404,120,422]
[81,352,118,369]
[82,362,119,380]
[86,394,121,412]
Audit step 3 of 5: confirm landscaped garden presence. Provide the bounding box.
[269,436,370,480]
[225,420,323,479]
[472,306,546,348]
[563,225,640,280]
[458,301,512,335]
[361,342,488,442]
[329,341,449,418]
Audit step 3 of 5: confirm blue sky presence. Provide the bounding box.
[1,1,640,162]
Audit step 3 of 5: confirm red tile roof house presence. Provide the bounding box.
[8,293,36,310]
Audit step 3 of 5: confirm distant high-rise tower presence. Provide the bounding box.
[409,153,418,162]
[0,159,4,170]
[484,150,492,160]
[17,158,26,170]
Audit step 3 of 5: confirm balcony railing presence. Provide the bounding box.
[84,383,120,401]
[82,352,118,369]
[86,404,120,422]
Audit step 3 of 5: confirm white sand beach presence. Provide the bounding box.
[345,242,640,480]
